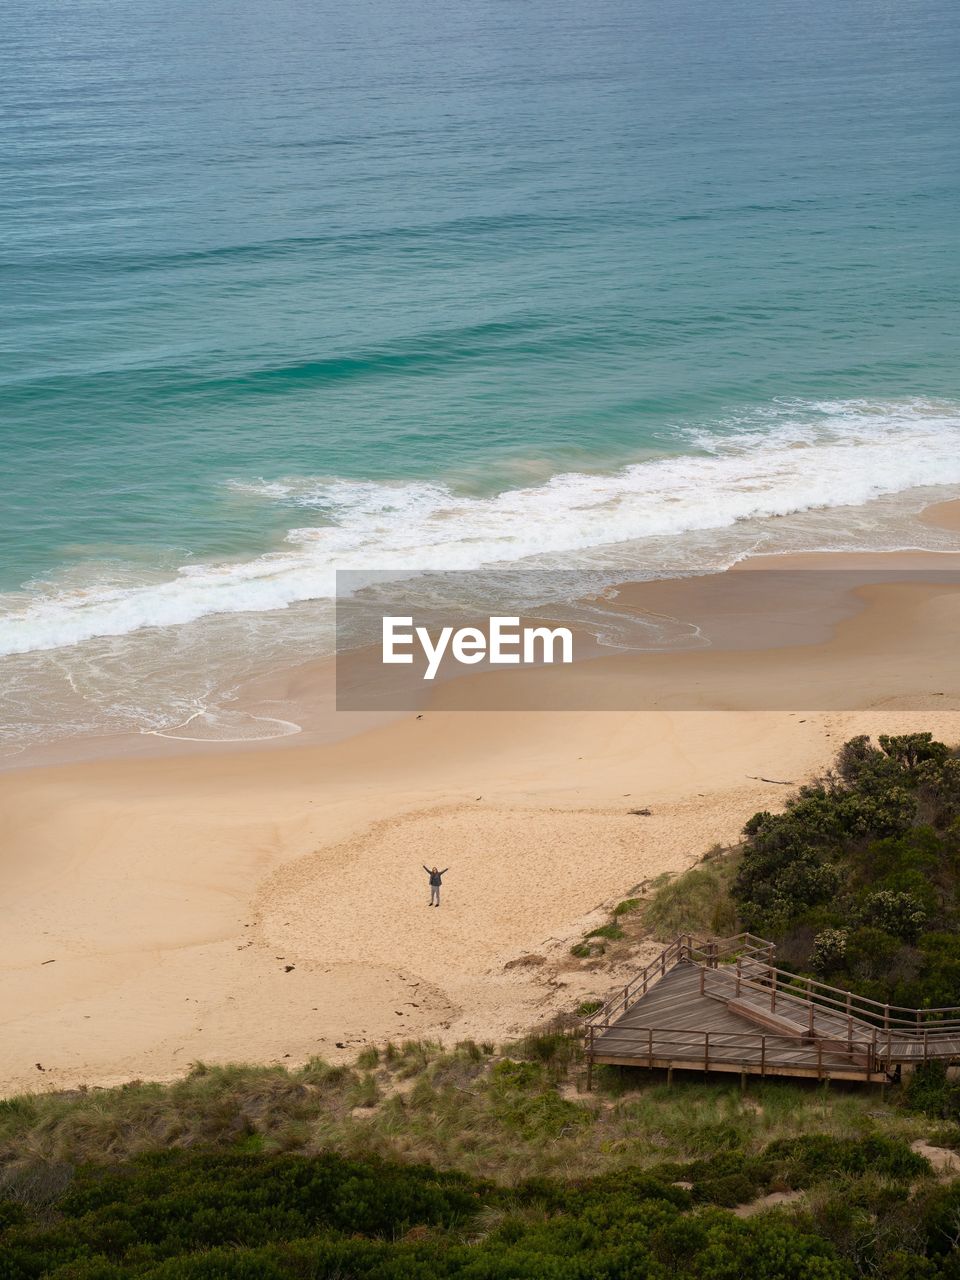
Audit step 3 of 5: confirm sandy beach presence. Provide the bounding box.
[920,498,960,533]
[4,503,960,1097]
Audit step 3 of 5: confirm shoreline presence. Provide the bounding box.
[3,492,960,775]
[3,502,960,1096]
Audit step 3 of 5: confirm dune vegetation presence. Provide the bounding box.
[3,1038,960,1278]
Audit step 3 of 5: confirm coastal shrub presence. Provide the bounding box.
[914,933,960,1008]
[919,1181,960,1257]
[729,734,960,1007]
[902,1062,960,1122]
[810,928,849,975]
[0,1145,888,1279]
[878,733,951,773]
[762,1134,930,1186]
[843,927,903,985]
[0,1152,488,1278]
[0,1200,27,1230]
[857,889,928,941]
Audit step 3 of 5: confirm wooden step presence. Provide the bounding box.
[815,1037,873,1068]
[726,998,811,1038]
[726,998,874,1066]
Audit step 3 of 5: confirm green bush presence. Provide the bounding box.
[762,1134,930,1185]
[844,926,903,984]
[612,897,642,916]
[919,1181,960,1257]
[0,1146,868,1279]
[1,1137,953,1278]
[902,1062,960,1121]
[730,735,960,1008]
[569,941,597,959]
[585,923,623,942]
[858,889,928,941]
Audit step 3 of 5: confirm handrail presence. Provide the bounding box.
[734,959,960,1021]
[584,933,960,1046]
[589,1021,860,1048]
[585,1016,960,1066]
[582,1022,887,1076]
[704,955,960,1037]
[583,931,767,1026]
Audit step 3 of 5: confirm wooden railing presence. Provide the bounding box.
[583,932,773,1027]
[583,1022,877,1079]
[700,954,960,1040]
[584,934,960,1067]
[587,1016,960,1073]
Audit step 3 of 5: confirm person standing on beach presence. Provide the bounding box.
[423,865,448,907]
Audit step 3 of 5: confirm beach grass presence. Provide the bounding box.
[643,854,740,941]
[0,1034,932,1188]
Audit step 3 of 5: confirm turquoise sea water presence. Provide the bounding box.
[1,0,959,749]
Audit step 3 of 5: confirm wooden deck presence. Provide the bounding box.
[589,962,888,1081]
[583,935,960,1085]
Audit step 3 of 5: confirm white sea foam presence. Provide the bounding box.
[2,398,960,658]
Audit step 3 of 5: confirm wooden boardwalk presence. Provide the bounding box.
[583,935,960,1085]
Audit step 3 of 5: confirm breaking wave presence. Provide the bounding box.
[2,398,960,657]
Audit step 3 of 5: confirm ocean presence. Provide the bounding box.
[2,0,959,754]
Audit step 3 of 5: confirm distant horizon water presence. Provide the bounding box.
[2,0,959,753]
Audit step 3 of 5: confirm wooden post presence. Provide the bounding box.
[846,992,852,1048]
[770,967,777,1013]
[817,1041,823,1080]
[667,1067,674,1087]
[699,967,705,996]
[740,1068,747,1094]
[760,1035,766,1078]
[648,1027,653,1069]
[704,1031,710,1073]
